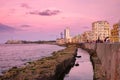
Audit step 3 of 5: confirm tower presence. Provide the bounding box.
[60,32,63,39]
[64,27,70,39]
[64,27,71,43]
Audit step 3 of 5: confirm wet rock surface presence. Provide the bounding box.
[0,45,77,80]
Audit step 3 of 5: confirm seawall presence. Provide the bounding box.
[0,45,77,80]
[80,43,120,80]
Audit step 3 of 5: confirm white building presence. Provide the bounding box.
[64,27,72,43]
[56,38,65,45]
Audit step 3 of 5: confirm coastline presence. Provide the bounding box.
[0,44,77,80]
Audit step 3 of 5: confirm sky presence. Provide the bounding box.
[0,0,120,43]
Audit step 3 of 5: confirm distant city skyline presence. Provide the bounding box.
[0,0,120,43]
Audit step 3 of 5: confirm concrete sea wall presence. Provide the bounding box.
[80,43,120,80]
[0,45,77,80]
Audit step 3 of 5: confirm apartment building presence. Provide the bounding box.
[111,22,120,42]
[92,21,111,41]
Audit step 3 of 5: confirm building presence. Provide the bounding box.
[78,31,93,43]
[72,34,81,43]
[56,27,72,45]
[84,31,93,42]
[111,22,120,42]
[64,27,72,43]
[56,32,65,45]
[92,21,111,42]
[56,38,65,45]
[5,40,24,44]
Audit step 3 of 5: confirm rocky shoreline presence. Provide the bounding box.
[0,44,77,80]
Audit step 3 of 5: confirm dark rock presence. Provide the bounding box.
[75,63,79,66]
[76,56,81,58]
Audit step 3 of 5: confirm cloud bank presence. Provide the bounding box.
[29,9,61,16]
[20,3,31,9]
[21,24,31,28]
[0,23,16,32]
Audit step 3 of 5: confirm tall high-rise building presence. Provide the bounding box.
[64,27,70,39]
[92,21,111,41]
[64,27,71,43]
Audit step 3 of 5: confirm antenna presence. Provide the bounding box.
[60,32,63,39]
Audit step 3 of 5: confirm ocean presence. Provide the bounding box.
[0,44,65,75]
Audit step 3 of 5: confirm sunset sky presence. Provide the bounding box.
[0,0,120,43]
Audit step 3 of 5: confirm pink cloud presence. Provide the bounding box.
[20,3,31,9]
